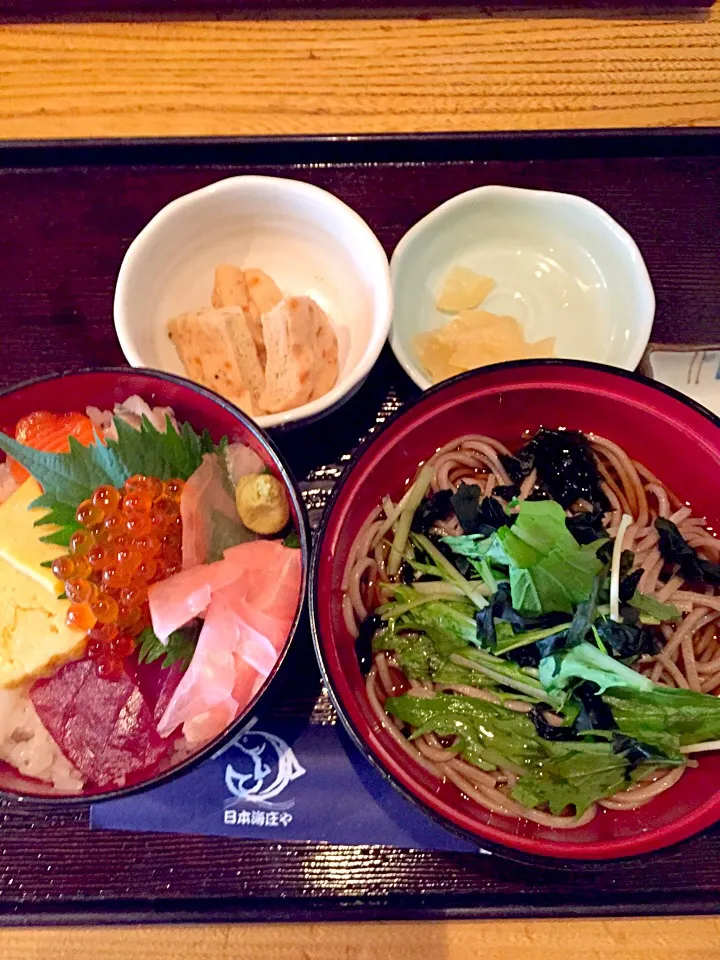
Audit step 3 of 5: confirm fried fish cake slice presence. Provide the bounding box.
[168,306,265,415]
[309,302,339,401]
[211,264,265,365]
[258,296,319,414]
[244,268,283,316]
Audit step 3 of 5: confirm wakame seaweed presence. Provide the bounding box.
[492,483,520,501]
[595,617,661,663]
[656,517,720,586]
[619,568,644,604]
[499,452,530,486]
[450,482,512,536]
[527,682,616,741]
[527,704,577,741]
[411,488,453,535]
[574,681,616,732]
[509,428,608,510]
[505,629,569,667]
[566,505,608,545]
[595,541,635,582]
[356,614,383,670]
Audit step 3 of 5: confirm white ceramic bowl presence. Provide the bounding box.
[390,185,655,390]
[114,175,392,428]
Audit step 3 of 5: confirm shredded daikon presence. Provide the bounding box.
[610,513,633,623]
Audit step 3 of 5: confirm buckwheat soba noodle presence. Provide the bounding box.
[343,428,720,828]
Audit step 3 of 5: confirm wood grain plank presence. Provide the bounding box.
[4,918,720,960]
[0,0,715,22]
[0,11,719,140]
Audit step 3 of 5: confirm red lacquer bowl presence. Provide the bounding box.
[311,360,720,861]
[0,368,309,803]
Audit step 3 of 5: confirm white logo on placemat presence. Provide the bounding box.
[218,717,306,816]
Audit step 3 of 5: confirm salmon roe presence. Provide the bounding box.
[52,474,185,678]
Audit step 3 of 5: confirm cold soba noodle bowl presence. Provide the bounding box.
[343,422,720,830]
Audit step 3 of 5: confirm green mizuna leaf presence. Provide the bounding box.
[386,691,681,815]
[386,692,543,773]
[495,500,603,616]
[511,740,632,816]
[606,686,720,747]
[628,590,681,622]
[538,641,654,705]
[443,500,603,618]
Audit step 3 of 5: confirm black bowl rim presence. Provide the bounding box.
[310,356,720,869]
[0,365,311,806]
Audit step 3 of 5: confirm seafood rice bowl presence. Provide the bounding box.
[0,371,307,799]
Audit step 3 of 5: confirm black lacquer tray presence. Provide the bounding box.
[1,129,720,924]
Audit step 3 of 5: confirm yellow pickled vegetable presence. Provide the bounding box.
[235,473,290,535]
[436,266,495,313]
[414,310,555,384]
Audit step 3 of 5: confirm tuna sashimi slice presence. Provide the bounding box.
[30,660,168,788]
[180,450,256,569]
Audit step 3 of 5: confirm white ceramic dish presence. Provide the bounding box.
[390,185,656,390]
[114,175,392,428]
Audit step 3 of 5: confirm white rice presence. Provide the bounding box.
[0,685,84,793]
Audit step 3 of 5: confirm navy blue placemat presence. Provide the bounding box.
[90,704,478,852]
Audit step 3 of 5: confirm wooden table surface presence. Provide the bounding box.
[1,5,720,958]
[2,918,720,959]
[0,5,719,139]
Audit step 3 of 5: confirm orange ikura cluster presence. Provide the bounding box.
[51,475,185,678]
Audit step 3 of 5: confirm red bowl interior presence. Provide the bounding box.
[312,360,720,861]
[0,368,309,802]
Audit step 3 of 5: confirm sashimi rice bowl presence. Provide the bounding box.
[0,370,307,800]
